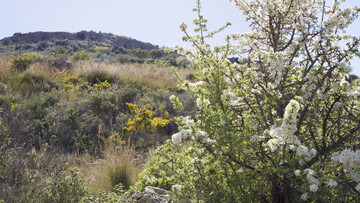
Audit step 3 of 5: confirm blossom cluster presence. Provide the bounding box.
[305,169,319,193]
[171,129,191,145]
[266,100,316,161]
[332,149,360,191]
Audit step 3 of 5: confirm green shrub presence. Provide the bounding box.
[163,53,179,66]
[11,70,58,96]
[71,50,92,62]
[0,94,16,108]
[128,48,149,59]
[50,47,69,57]
[10,53,34,71]
[154,59,171,67]
[175,56,191,68]
[149,49,164,59]
[34,167,87,203]
[83,69,119,85]
[0,146,86,203]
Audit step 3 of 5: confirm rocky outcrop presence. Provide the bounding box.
[0,31,159,50]
[133,186,169,203]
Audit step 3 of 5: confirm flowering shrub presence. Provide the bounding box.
[124,102,170,142]
[10,53,36,71]
[93,80,111,91]
[138,0,360,202]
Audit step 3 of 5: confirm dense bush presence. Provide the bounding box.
[50,47,69,57]
[149,49,164,59]
[71,50,92,62]
[83,69,119,85]
[137,0,360,202]
[0,146,86,202]
[10,53,35,71]
[11,70,58,96]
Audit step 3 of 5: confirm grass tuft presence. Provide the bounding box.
[81,137,141,193]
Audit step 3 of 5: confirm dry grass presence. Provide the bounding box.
[72,62,196,89]
[79,137,144,193]
[0,59,12,81]
[28,62,58,74]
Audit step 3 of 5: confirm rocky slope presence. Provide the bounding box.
[0,31,159,56]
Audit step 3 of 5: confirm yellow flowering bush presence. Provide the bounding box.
[124,102,170,137]
[93,80,111,91]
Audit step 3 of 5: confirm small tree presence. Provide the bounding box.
[139,0,360,202]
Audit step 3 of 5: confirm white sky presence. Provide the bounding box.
[0,0,359,75]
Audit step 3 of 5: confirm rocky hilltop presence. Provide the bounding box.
[1,31,158,50]
[0,31,159,58]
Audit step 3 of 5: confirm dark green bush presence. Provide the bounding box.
[50,47,69,57]
[71,50,92,62]
[111,46,127,54]
[149,49,164,59]
[83,70,119,85]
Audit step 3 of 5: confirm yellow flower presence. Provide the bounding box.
[11,103,18,110]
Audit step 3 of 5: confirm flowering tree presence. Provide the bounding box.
[138,0,360,202]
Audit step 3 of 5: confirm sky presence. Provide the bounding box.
[0,0,359,75]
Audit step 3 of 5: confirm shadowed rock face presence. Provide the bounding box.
[0,31,159,50]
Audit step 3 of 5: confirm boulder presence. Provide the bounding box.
[133,186,169,203]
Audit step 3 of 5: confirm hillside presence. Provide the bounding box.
[0,31,159,58]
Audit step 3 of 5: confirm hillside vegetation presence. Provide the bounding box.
[0,31,191,67]
[0,34,197,201]
[2,0,360,201]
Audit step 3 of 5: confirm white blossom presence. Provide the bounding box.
[294,170,301,177]
[332,149,360,169]
[172,184,182,194]
[301,193,309,201]
[195,130,207,140]
[305,169,316,176]
[309,184,318,192]
[327,179,337,188]
[171,129,191,145]
[251,89,261,95]
[297,145,309,156]
[179,22,187,31]
[356,183,360,192]
[196,98,210,108]
[182,116,195,128]
[267,139,278,152]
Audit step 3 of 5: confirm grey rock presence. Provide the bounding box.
[134,186,169,203]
